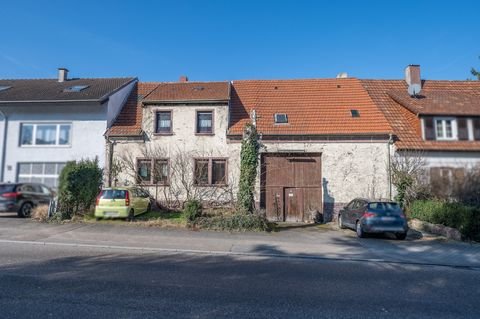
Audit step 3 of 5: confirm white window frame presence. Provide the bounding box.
[20,123,72,147]
[434,117,457,141]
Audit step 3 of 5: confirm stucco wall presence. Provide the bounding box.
[0,104,107,183]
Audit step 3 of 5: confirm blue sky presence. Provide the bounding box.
[1,0,479,81]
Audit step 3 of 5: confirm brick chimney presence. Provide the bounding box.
[405,65,421,87]
[58,68,69,82]
[179,75,189,83]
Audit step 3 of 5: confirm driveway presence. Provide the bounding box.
[0,213,479,268]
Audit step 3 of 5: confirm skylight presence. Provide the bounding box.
[350,110,360,118]
[63,85,89,92]
[0,86,12,92]
[274,113,288,124]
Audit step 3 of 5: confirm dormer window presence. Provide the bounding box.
[435,117,457,140]
[274,113,288,124]
[63,85,89,92]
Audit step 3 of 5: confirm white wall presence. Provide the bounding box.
[0,104,107,183]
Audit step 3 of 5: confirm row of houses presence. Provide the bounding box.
[1,66,479,222]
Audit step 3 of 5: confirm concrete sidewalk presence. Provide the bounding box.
[0,215,479,268]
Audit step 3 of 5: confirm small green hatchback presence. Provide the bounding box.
[94,187,151,220]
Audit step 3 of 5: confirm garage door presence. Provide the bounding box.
[261,153,322,222]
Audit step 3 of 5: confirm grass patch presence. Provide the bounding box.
[77,209,186,228]
[193,213,271,232]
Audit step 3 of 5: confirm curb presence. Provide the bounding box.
[0,239,478,271]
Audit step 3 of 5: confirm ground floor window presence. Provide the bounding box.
[194,158,227,185]
[136,158,169,185]
[17,162,66,188]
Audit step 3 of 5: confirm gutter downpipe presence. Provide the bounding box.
[387,133,394,200]
[0,110,8,182]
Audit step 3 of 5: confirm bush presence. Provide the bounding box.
[409,200,480,241]
[194,213,270,232]
[31,205,49,222]
[57,158,103,219]
[183,199,202,222]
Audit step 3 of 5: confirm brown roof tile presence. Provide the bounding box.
[107,82,159,136]
[361,80,480,151]
[229,78,392,136]
[143,81,230,102]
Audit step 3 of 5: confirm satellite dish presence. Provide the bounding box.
[408,83,421,96]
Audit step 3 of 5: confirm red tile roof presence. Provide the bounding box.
[229,78,392,136]
[107,82,159,136]
[362,80,480,151]
[143,82,230,102]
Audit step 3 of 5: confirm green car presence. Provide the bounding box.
[94,187,151,220]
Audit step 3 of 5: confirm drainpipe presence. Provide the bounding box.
[106,137,115,187]
[387,133,394,200]
[0,110,8,182]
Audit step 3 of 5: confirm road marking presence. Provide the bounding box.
[0,239,478,271]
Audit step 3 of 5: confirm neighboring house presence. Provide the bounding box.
[0,68,137,188]
[109,77,394,222]
[362,65,480,197]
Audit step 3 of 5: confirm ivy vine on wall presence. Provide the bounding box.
[237,123,260,213]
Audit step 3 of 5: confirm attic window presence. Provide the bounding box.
[0,86,11,92]
[63,85,89,92]
[274,113,288,124]
[350,110,360,118]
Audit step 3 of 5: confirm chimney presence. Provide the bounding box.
[405,65,421,87]
[58,68,69,82]
[179,75,188,83]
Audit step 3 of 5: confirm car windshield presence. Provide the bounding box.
[100,190,127,200]
[0,184,15,194]
[368,202,402,213]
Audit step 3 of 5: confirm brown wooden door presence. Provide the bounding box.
[265,187,284,221]
[285,188,304,222]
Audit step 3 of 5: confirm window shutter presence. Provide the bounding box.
[473,118,480,141]
[424,117,435,140]
[457,118,469,140]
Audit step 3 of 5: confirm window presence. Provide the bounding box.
[196,111,213,134]
[20,123,72,146]
[155,111,172,134]
[350,110,360,117]
[0,85,11,92]
[435,118,456,140]
[17,162,66,188]
[274,113,288,124]
[137,158,169,185]
[63,85,89,92]
[194,159,227,186]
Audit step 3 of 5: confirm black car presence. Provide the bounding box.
[0,183,54,217]
[338,198,409,240]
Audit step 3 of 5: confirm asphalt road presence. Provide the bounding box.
[1,242,479,319]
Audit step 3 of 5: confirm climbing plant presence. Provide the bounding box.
[237,123,260,213]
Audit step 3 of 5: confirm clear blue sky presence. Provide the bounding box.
[1,0,479,81]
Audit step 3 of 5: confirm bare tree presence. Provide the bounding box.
[390,151,430,207]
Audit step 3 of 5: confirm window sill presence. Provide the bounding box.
[138,183,170,187]
[194,184,228,187]
[195,133,215,136]
[20,145,72,148]
[152,133,174,136]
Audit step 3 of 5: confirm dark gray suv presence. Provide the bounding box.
[0,183,54,217]
[338,198,409,240]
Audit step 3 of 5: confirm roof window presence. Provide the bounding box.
[0,86,12,92]
[274,113,288,124]
[63,85,89,92]
[350,109,360,118]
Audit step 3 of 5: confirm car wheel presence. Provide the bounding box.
[338,214,346,229]
[395,232,407,240]
[147,203,152,213]
[18,202,33,218]
[127,209,135,221]
[356,221,365,238]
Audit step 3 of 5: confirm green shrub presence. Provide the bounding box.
[183,199,202,222]
[237,123,260,213]
[410,200,480,241]
[194,213,270,232]
[57,158,103,219]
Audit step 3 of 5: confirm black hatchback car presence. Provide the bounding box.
[0,183,54,217]
[338,198,408,240]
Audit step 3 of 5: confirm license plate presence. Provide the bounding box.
[381,217,396,222]
[104,211,119,217]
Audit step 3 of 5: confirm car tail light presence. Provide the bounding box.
[2,192,20,199]
[363,212,376,218]
[125,191,130,206]
[95,191,103,206]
